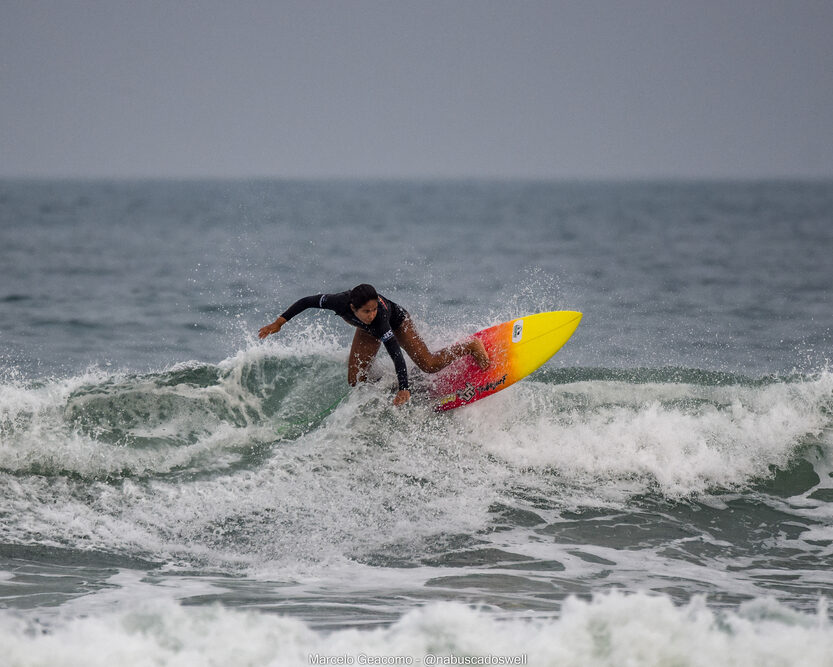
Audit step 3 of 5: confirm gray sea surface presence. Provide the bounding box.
[1,180,832,664]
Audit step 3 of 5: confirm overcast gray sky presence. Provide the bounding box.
[2,1,832,179]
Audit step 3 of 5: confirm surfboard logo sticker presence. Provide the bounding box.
[457,383,476,403]
[512,320,523,343]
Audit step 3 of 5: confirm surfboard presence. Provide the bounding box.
[430,311,582,411]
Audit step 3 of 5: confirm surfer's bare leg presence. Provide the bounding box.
[348,328,381,385]
[394,318,489,373]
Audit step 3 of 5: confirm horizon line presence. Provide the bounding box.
[2,173,833,184]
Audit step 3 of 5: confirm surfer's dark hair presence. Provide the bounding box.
[350,284,378,309]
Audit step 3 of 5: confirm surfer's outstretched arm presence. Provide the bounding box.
[258,294,324,339]
[258,316,286,339]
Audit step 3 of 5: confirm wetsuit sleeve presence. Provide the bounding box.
[280,294,325,321]
[381,331,409,391]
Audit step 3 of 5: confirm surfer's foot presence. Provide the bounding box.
[468,339,490,369]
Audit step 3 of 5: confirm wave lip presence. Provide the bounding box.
[0,342,347,478]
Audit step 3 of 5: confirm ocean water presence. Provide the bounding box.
[1,180,832,665]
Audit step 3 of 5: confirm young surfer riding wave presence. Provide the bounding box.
[258,284,490,406]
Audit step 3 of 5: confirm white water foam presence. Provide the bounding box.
[1,591,830,667]
[2,358,831,570]
[457,370,833,500]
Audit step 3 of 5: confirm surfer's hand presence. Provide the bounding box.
[258,317,286,339]
[393,389,411,406]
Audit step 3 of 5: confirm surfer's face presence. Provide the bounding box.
[352,299,378,325]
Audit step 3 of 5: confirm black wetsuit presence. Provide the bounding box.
[280,292,410,390]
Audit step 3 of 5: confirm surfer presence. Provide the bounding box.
[258,284,490,406]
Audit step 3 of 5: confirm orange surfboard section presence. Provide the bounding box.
[430,311,582,411]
